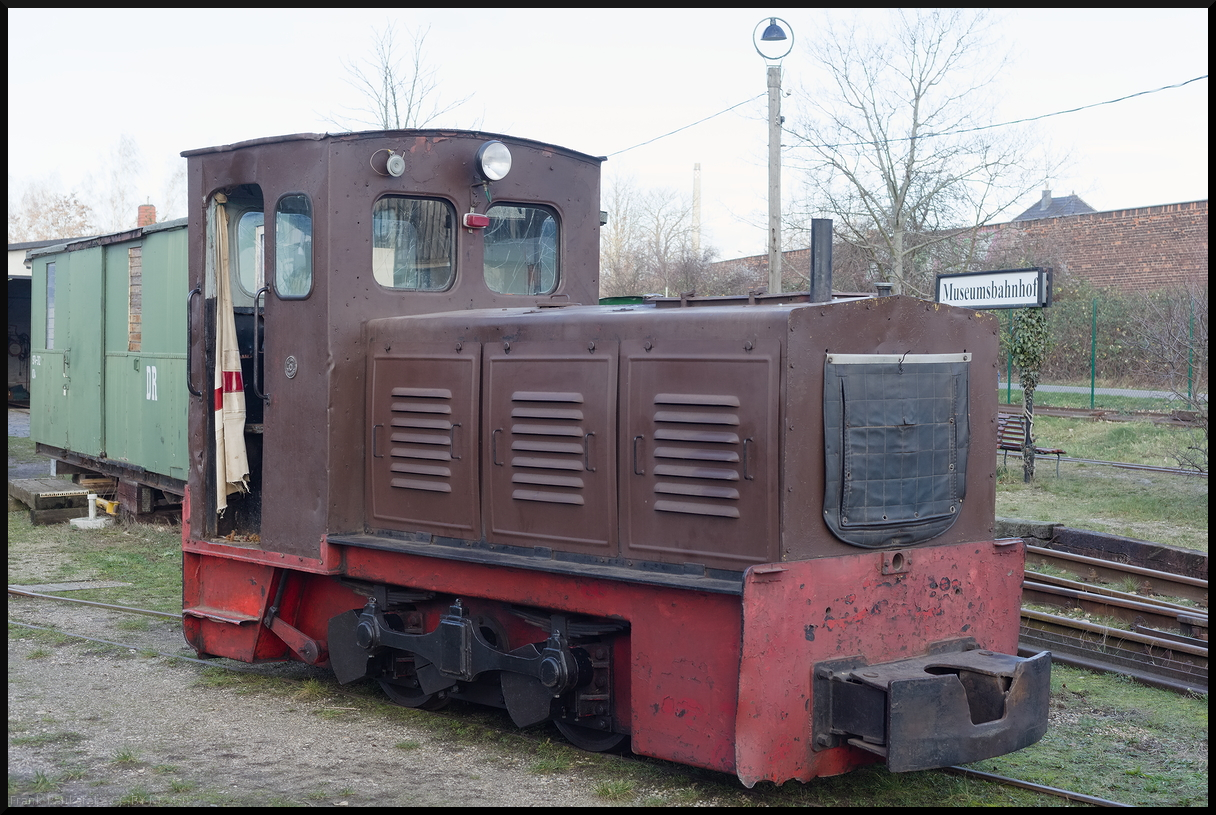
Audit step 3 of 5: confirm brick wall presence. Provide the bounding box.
[996,200,1207,293]
[714,200,1208,295]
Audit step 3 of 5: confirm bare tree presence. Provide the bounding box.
[87,134,146,232]
[159,157,188,222]
[789,9,1054,296]
[7,178,96,243]
[328,23,471,131]
[637,188,696,296]
[1127,283,1208,472]
[599,178,733,298]
[599,177,647,297]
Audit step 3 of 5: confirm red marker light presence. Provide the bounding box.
[463,212,491,229]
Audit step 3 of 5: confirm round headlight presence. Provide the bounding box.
[475,140,512,182]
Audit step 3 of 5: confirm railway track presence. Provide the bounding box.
[1002,403,1205,428]
[1019,544,1208,694]
[8,590,1131,807]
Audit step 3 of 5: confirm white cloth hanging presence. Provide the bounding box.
[213,193,250,514]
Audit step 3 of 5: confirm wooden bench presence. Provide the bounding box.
[997,413,1066,476]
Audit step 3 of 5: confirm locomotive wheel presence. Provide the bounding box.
[555,720,627,752]
[378,678,449,711]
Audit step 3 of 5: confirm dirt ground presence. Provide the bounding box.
[7,598,618,806]
[7,414,623,806]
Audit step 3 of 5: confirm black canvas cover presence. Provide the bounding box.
[823,353,970,548]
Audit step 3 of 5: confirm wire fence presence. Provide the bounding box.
[998,288,1208,413]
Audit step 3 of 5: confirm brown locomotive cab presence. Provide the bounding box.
[181,130,1048,786]
[182,131,603,553]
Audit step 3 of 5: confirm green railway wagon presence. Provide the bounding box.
[28,219,189,512]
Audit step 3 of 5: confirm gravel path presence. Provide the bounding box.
[7,598,615,807]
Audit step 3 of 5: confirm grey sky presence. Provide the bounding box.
[7,8,1207,258]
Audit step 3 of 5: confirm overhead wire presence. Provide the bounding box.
[786,75,1208,150]
[607,75,1207,157]
[605,94,765,158]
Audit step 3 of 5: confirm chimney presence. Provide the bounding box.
[137,204,157,227]
[1040,190,1052,211]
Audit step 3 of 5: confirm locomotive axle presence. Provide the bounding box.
[329,598,593,727]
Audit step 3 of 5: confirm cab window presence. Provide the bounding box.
[236,210,264,296]
[484,204,558,295]
[275,194,313,298]
[372,197,455,291]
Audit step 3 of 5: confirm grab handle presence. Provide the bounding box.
[186,287,202,397]
[252,286,269,402]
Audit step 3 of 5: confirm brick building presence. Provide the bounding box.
[714,195,1208,295]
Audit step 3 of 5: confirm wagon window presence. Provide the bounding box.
[45,261,56,350]
[236,210,264,296]
[372,197,454,291]
[127,246,142,351]
[483,204,558,295]
[275,194,313,298]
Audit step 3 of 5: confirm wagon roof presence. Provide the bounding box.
[25,217,187,261]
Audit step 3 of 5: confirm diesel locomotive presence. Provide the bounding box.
[177,129,1049,786]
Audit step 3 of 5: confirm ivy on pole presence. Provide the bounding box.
[1009,307,1052,482]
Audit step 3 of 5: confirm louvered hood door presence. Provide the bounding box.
[621,339,781,570]
[368,345,482,538]
[484,342,618,555]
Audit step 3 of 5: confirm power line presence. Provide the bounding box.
[606,75,1206,158]
[786,75,1208,150]
[606,94,764,158]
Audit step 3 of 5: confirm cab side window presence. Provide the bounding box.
[275,194,313,298]
[236,211,264,296]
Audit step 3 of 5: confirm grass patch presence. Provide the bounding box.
[10,731,86,748]
[997,462,1207,551]
[6,512,182,612]
[966,665,1208,807]
[529,739,575,773]
[30,771,57,792]
[116,786,154,806]
[594,778,636,800]
[193,666,290,695]
[111,748,141,765]
[1025,415,1205,469]
[116,618,151,633]
[998,388,1187,413]
[7,433,45,466]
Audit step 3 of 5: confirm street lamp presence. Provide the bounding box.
[753,16,793,294]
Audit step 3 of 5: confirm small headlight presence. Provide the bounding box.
[475,140,512,182]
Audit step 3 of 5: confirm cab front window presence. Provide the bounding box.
[483,204,558,295]
[372,196,455,291]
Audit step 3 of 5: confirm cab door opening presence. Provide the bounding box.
[206,185,264,540]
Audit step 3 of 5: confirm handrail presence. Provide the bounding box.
[251,286,269,402]
[186,287,202,397]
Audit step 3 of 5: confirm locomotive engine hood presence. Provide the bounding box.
[362,295,999,568]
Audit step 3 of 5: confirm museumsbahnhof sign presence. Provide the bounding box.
[935,267,1052,310]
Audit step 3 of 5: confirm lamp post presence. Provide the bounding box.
[754,17,793,294]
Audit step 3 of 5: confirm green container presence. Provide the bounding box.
[28,220,189,482]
